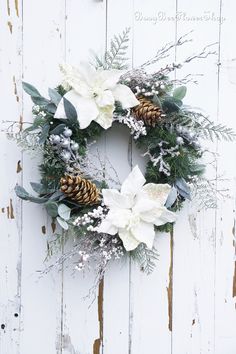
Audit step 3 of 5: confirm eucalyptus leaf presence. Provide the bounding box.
[45,201,58,217]
[152,94,162,108]
[38,124,50,144]
[46,103,57,114]
[31,95,50,106]
[15,185,48,203]
[22,82,41,97]
[165,187,178,208]
[175,178,191,200]
[173,86,187,100]
[30,182,44,194]
[49,190,65,201]
[58,203,71,221]
[162,97,181,113]
[50,123,66,135]
[24,116,45,132]
[48,88,62,106]
[56,216,69,230]
[63,97,78,124]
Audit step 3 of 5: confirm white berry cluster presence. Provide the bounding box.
[115,113,147,140]
[143,141,180,176]
[73,205,107,232]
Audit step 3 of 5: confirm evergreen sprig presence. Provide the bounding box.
[93,28,130,70]
[131,243,159,274]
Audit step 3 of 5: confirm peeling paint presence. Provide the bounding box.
[93,278,104,354]
[13,76,19,102]
[233,219,236,299]
[62,334,78,354]
[188,214,198,239]
[233,262,236,298]
[42,225,46,235]
[7,21,13,33]
[1,208,5,213]
[7,0,10,16]
[167,231,173,332]
[51,221,56,233]
[19,115,23,131]
[7,199,15,219]
[14,0,19,17]
[192,319,195,326]
[16,160,22,173]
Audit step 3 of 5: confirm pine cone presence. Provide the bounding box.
[60,175,100,205]
[131,96,165,127]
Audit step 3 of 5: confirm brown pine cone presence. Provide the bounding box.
[131,96,165,127]
[60,175,100,205]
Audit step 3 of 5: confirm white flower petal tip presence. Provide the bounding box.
[56,63,138,130]
[100,166,176,252]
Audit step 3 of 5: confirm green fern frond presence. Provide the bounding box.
[131,243,159,274]
[92,28,131,70]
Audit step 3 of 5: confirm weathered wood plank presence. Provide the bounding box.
[129,1,177,353]
[0,0,23,352]
[20,1,65,353]
[61,1,107,353]
[215,0,236,352]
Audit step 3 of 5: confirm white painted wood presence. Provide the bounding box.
[61,2,107,354]
[20,1,65,353]
[129,1,177,353]
[0,1,236,353]
[171,1,221,353]
[215,0,236,352]
[0,1,23,353]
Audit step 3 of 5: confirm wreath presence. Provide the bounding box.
[11,29,235,280]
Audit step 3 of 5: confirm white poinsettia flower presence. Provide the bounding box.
[98,166,177,251]
[54,63,139,129]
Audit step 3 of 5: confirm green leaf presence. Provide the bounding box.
[50,123,66,135]
[63,97,78,124]
[46,103,56,114]
[22,82,41,97]
[45,201,58,217]
[39,124,50,144]
[48,88,62,106]
[58,203,71,221]
[30,182,44,194]
[24,116,45,132]
[173,86,187,100]
[56,216,69,230]
[15,185,30,200]
[175,178,191,200]
[15,185,48,203]
[31,96,50,106]
[152,94,162,108]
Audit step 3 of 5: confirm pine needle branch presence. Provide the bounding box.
[131,243,159,274]
[92,28,131,70]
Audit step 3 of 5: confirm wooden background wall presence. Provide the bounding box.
[0,0,236,353]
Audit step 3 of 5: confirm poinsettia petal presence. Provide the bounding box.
[133,198,163,223]
[140,183,172,206]
[95,90,115,108]
[121,165,146,198]
[112,84,140,109]
[95,105,114,130]
[54,90,99,129]
[97,219,118,235]
[102,189,132,209]
[98,69,124,90]
[131,221,155,249]
[154,207,177,226]
[59,63,91,97]
[118,229,140,251]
